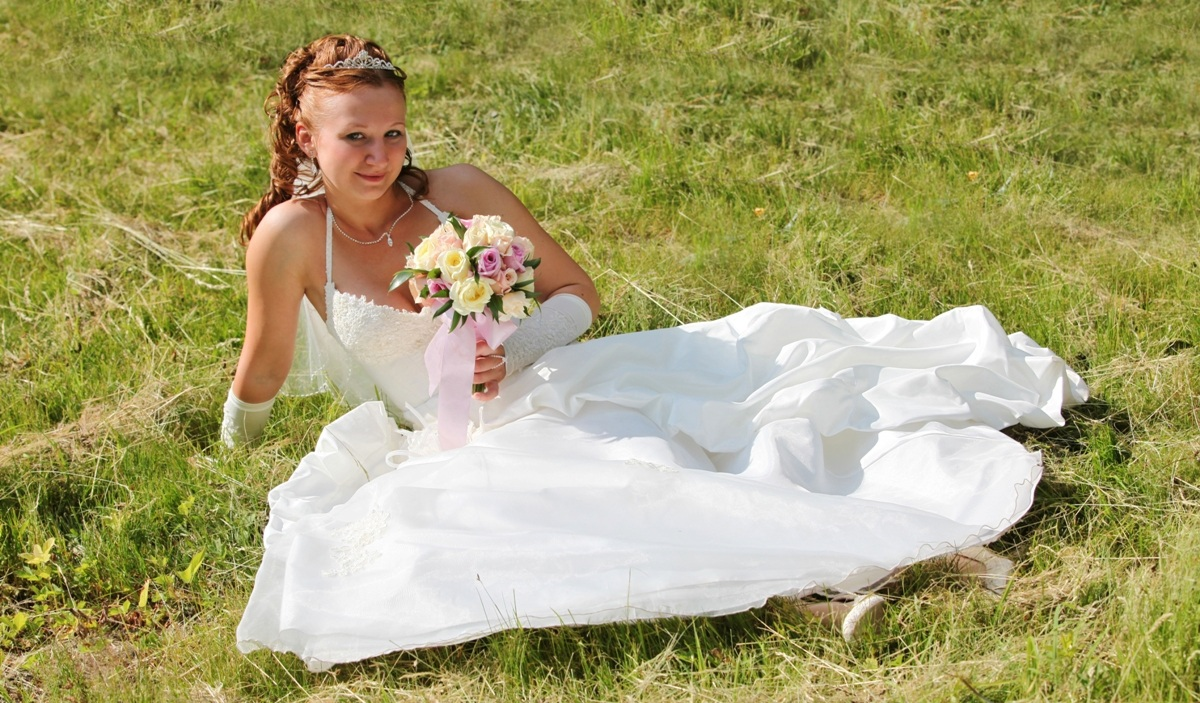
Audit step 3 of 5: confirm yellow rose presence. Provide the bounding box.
[437,249,472,282]
[450,278,493,316]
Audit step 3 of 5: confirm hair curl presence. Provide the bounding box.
[239,34,429,244]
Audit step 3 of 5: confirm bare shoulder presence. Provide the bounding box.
[244,198,325,283]
[426,163,498,192]
[423,164,516,215]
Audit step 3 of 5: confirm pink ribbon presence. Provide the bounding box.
[425,315,516,449]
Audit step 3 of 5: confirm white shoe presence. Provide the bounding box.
[949,546,1014,596]
[840,594,886,643]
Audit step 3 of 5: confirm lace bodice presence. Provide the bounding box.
[330,291,438,366]
[326,290,441,414]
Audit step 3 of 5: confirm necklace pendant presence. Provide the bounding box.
[386,234,393,247]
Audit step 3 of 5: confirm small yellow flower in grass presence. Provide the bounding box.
[450,278,493,316]
[754,207,766,217]
[20,538,54,566]
[967,171,980,182]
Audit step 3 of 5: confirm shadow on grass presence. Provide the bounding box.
[240,606,824,695]
[997,395,1138,554]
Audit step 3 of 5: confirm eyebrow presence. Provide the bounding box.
[341,121,406,129]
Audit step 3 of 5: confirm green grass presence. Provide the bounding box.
[1,0,1198,700]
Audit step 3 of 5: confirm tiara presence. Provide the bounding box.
[324,50,398,72]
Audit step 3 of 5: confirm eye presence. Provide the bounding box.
[386,129,405,139]
[344,132,365,141]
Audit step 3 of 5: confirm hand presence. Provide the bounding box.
[472,341,506,401]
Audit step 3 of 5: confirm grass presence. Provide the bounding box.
[1,0,1198,700]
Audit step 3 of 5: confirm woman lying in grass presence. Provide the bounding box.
[225,34,1088,671]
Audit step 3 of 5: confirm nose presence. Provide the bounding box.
[365,139,387,165]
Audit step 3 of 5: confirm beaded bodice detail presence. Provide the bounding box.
[330,292,439,366]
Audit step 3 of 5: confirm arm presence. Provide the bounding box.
[431,164,600,318]
[431,166,600,398]
[223,203,320,444]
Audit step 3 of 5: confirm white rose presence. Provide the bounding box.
[465,216,515,252]
[462,221,488,249]
[511,235,535,259]
[450,278,493,316]
[500,292,531,320]
[410,237,439,270]
[437,249,472,282]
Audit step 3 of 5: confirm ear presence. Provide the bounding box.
[295,122,316,158]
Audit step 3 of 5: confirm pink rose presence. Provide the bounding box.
[499,268,518,293]
[476,247,503,279]
[484,276,505,295]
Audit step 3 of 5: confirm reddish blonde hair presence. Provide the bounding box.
[240,35,428,244]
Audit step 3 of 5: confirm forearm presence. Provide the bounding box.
[503,293,594,373]
[223,344,293,446]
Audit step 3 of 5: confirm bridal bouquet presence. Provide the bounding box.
[389,214,540,328]
[389,215,539,449]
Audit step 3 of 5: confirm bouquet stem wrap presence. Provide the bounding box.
[425,315,516,449]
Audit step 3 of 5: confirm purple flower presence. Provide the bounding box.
[502,241,527,273]
[476,247,503,279]
[426,278,449,296]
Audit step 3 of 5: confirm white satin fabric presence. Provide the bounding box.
[237,302,1087,671]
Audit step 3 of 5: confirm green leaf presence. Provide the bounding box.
[449,215,466,237]
[137,579,150,609]
[177,494,195,516]
[389,269,415,291]
[429,288,450,298]
[466,245,487,258]
[524,257,541,269]
[434,299,454,318]
[176,549,205,585]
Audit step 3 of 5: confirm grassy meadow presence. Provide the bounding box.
[1,0,1198,700]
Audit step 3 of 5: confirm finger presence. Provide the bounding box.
[472,381,500,402]
[472,354,506,383]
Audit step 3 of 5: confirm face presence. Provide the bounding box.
[296,83,408,203]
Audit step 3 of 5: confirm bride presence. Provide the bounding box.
[226,35,1088,672]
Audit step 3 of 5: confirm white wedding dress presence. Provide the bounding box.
[235,200,1089,672]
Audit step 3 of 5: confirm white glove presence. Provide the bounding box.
[503,293,593,374]
[220,388,275,447]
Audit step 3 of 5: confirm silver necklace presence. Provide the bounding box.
[330,189,414,247]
